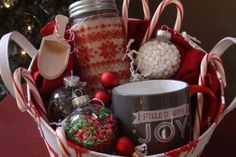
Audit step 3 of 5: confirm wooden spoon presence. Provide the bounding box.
[37,14,71,80]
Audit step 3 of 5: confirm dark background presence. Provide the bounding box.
[116,0,236,156]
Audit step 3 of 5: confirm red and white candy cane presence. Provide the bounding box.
[56,127,72,157]
[193,52,226,139]
[142,0,184,44]
[13,67,48,121]
[200,53,226,88]
[122,0,151,36]
[193,37,236,138]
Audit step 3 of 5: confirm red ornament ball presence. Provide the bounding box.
[101,71,119,89]
[95,90,111,107]
[115,136,135,156]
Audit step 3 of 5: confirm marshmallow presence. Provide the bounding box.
[137,40,181,79]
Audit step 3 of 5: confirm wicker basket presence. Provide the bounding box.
[1,0,236,156]
[1,32,236,157]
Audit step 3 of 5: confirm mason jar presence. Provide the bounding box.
[69,0,130,96]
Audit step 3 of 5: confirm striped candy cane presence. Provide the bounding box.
[194,53,226,139]
[122,0,151,36]
[56,127,72,157]
[13,67,48,121]
[142,0,184,44]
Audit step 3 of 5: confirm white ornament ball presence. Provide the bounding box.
[137,40,181,79]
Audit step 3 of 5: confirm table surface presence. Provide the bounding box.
[1,94,236,157]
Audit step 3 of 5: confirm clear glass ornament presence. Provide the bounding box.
[62,96,117,152]
[137,30,181,79]
[47,75,86,122]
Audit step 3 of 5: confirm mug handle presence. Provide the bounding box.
[189,85,217,131]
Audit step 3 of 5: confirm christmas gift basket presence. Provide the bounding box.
[1,0,236,156]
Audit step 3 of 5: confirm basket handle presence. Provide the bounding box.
[0,31,37,96]
[194,37,236,139]
[222,97,236,117]
[122,0,151,36]
[199,37,236,104]
[211,37,236,57]
[210,37,236,117]
[194,52,226,139]
[141,0,184,44]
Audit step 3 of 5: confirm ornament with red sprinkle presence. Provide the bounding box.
[95,90,111,107]
[62,95,118,152]
[101,71,119,89]
[115,136,135,156]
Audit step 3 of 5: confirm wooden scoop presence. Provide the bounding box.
[37,14,71,80]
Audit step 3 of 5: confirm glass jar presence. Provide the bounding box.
[69,0,130,96]
[47,75,86,122]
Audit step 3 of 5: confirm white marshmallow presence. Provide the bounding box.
[137,40,181,79]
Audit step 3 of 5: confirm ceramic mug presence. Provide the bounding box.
[111,80,216,155]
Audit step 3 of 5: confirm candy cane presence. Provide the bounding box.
[45,140,59,157]
[200,53,226,87]
[142,0,184,44]
[122,0,151,36]
[142,0,151,20]
[56,127,71,157]
[13,68,48,121]
[194,53,226,139]
[200,53,226,103]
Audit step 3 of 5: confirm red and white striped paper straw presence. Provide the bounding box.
[141,0,184,44]
[194,53,226,139]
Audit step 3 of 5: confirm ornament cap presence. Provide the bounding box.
[72,95,90,107]
[64,75,80,87]
[157,30,171,41]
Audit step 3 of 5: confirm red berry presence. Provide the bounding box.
[115,136,135,156]
[101,71,119,89]
[94,90,111,107]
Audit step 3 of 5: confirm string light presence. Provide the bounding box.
[2,0,14,8]
[27,25,32,31]
[3,2,11,8]
[20,49,26,56]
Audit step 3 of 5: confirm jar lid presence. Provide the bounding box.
[63,75,80,87]
[69,0,118,19]
[72,95,90,107]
